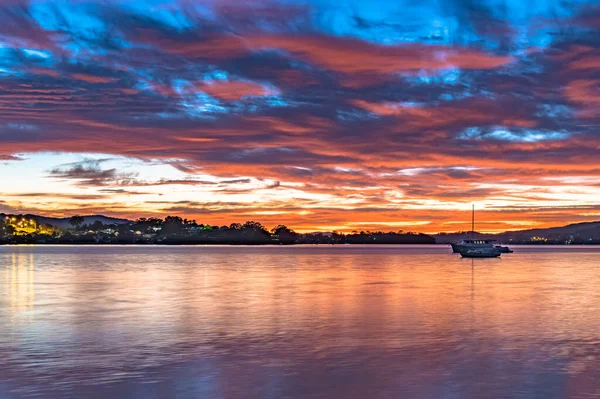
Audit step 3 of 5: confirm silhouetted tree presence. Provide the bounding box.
[90,221,105,231]
[239,221,271,243]
[0,219,14,237]
[163,216,185,235]
[243,221,266,231]
[165,216,183,224]
[69,215,85,230]
[271,225,288,234]
[272,225,298,244]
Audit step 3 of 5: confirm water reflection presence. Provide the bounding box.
[0,245,600,398]
[8,251,35,313]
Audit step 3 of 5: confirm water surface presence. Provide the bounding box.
[1,245,600,398]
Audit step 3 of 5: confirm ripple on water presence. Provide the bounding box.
[1,245,600,398]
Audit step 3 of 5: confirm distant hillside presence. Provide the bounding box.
[435,221,600,244]
[39,215,131,229]
[1,214,131,229]
[2,212,600,244]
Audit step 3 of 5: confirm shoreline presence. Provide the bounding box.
[2,242,599,246]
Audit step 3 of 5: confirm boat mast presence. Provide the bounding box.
[471,204,474,240]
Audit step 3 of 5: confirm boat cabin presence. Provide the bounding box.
[461,239,495,245]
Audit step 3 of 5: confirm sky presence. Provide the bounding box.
[1,0,600,233]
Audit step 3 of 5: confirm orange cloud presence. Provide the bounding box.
[151,34,513,76]
[564,79,600,117]
[193,80,278,100]
[28,67,61,78]
[71,73,119,84]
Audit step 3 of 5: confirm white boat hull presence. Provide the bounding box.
[459,248,501,258]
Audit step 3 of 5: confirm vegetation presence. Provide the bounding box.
[3,213,600,246]
[0,213,436,245]
[68,215,85,229]
[0,219,14,237]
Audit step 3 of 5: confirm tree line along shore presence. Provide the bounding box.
[0,215,435,245]
[3,214,600,245]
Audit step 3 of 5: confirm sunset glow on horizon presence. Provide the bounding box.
[1,0,600,233]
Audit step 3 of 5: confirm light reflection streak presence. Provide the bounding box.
[9,251,35,313]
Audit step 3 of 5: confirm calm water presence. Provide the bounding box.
[1,245,600,399]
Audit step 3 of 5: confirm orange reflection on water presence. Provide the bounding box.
[8,251,35,313]
[1,245,600,398]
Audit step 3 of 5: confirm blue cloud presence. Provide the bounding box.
[458,126,571,142]
[119,1,194,31]
[30,2,107,41]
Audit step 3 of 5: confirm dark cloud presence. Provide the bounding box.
[48,159,138,186]
[3,192,108,200]
[97,189,154,195]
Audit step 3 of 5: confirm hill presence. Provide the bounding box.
[0,214,130,229]
[434,221,600,245]
[0,214,435,245]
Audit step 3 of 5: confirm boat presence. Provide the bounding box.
[451,239,496,254]
[459,247,501,258]
[451,205,511,257]
[495,245,513,254]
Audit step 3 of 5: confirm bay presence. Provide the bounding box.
[1,245,599,399]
